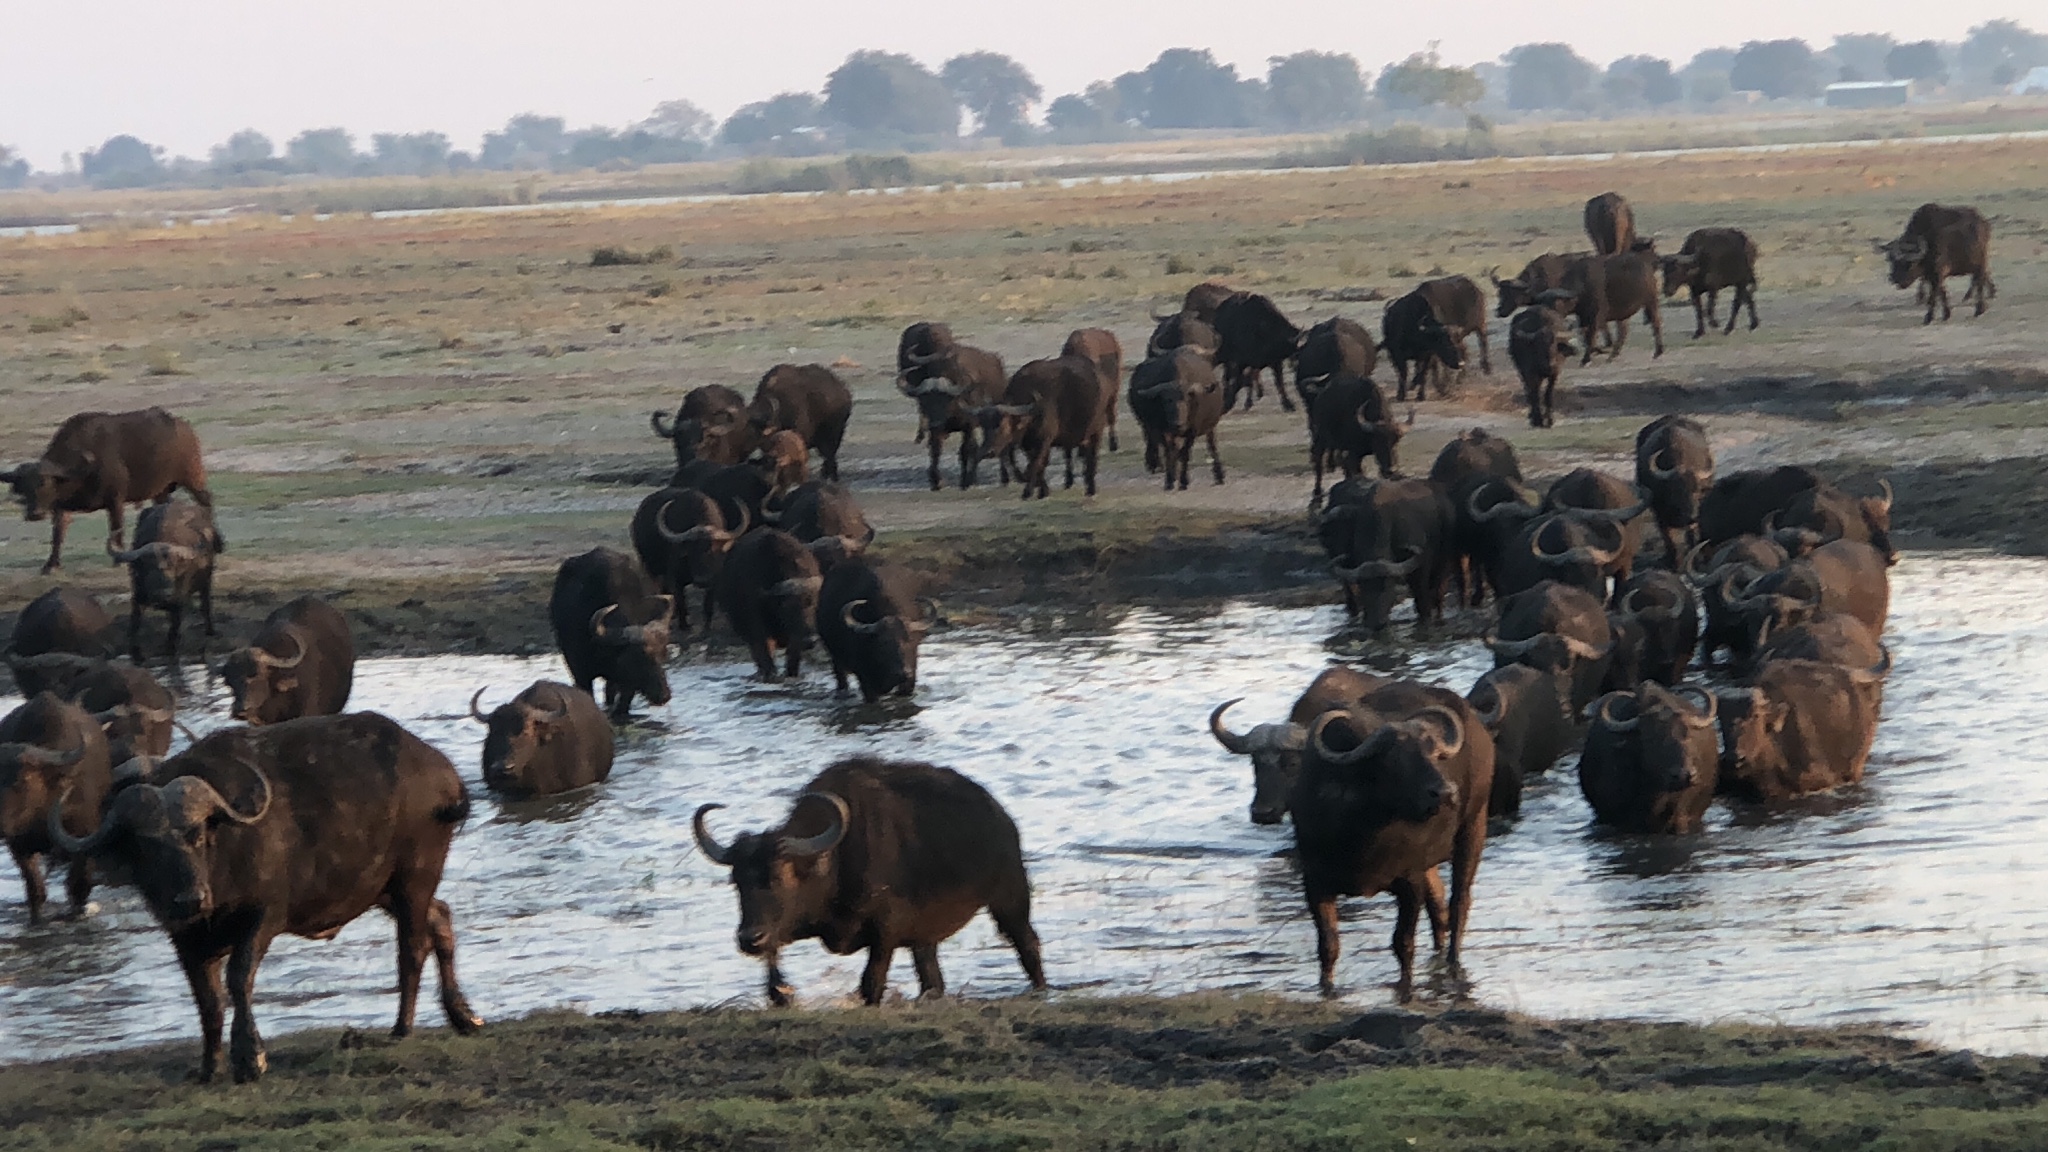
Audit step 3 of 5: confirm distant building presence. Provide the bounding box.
[2013,67,2048,96]
[1824,80,1912,109]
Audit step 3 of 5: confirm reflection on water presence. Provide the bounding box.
[2,553,2045,1060]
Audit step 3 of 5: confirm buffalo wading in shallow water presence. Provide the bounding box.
[549,548,674,719]
[817,558,933,702]
[715,528,824,682]
[1577,682,1719,834]
[220,596,355,726]
[1635,415,1715,567]
[110,500,223,660]
[469,682,614,798]
[2,693,111,923]
[6,588,114,660]
[1209,665,1390,826]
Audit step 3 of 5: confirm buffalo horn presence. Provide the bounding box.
[1208,699,1253,754]
[1335,545,1423,582]
[692,803,733,865]
[1484,633,1542,657]
[1467,487,1528,524]
[651,411,678,439]
[207,754,274,825]
[589,603,623,641]
[840,599,886,636]
[0,741,86,771]
[1468,681,1505,728]
[1310,710,1396,766]
[995,403,1036,418]
[49,785,127,856]
[250,631,305,671]
[1874,478,1894,513]
[768,576,823,598]
[1409,706,1466,760]
[469,688,493,724]
[1622,586,1678,623]
[780,792,850,857]
[1595,693,1640,732]
[1672,685,1719,728]
[1648,447,1678,481]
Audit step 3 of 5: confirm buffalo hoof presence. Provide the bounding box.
[231,1048,268,1084]
[768,983,795,1008]
[446,1000,484,1034]
[39,562,59,576]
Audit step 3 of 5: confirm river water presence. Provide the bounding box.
[2,552,2044,1061]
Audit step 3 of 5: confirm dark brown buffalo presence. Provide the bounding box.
[975,356,1107,500]
[1661,228,1760,338]
[1292,316,1377,410]
[549,548,674,718]
[1430,428,1525,606]
[895,321,955,396]
[1718,655,1888,801]
[1717,540,1891,658]
[667,461,772,535]
[468,681,613,797]
[1466,663,1575,818]
[694,757,1046,1005]
[2,408,212,574]
[1315,477,1377,615]
[1380,288,1467,401]
[1772,481,1896,566]
[1578,682,1719,833]
[1127,348,1226,491]
[1688,534,1792,665]
[1293,681,1493,993]
[1416,275,1491,376]
[1698,466,1825,546]
[1614,570,1699,686]
[1145,312,1221,360]
[1490,253,1578,318]
[1635,415,1715,566]
[714,528,823,682]
[1455,477,1543,608]
[1213,292,1303,412]
[6,588,113,660]
[1181,281,1236,321]
[631,486,747,630]
[1210,666,1389,826]
[222,596,356,727]
[1882,204,1995,324]
[651,384,752,467]
[5,652,175,762]
[1558,246,1665,364]
[766,481,875,571]
[2,693,110,922]
[1546,469,1651,598]
[1753,611,1883,670]
[1061,328,1124,452]
[817,558,931,701]
[897,341,1009,489]
[1507,301,1577,428]
[1329,479,1455,630]
[49,712,484,1082]
[1496,511,1633,606]
[111,500,223,660]
[1584,192,1637,256]
[1486,580,1615,712]
[1307,373,1401,509]
[747,364,854,482]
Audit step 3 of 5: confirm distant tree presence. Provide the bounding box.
[563,128,702,170]
[287,128,360,175]
[1504,43,1596,109]
[722,93,824,146]
[1377,47,1485,111]
[1831,33,1896,83]
[1958,20,2048,86]
[942,51,1041,139]
[1886,41,1949,85]
[0,145,27,189]
[371,132,453,176]
[637,99,715,143]
[480,115,567,169]
[1684,47,1739,79]
[1601,56,1681,107]
[1730,39,1820,99]
[80,134,165,188]
[208,129,275,173]
[1045,81,1131,140]
[824,51,958,137]
[1265,50,1367,126]
[1140,48,1251,128]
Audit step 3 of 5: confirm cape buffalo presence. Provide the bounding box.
[1213,292,1302,411]
[1061,328,1124,452]
[49,713,485,1082]
[6,588,113,660]
[1181,281,1236,321]
[632,486,748,630]
[1491,253,1577,318]
[1615,570,1700,686]
[1209,666,1390,826]
[747,364,853,482]
[1661,228,1760,338]
[651,384,751,467]
[694,757,1046,1005]
[1307,373,1401,509]
[1415,276,1491,376]
[1292,316,1377,411]
[1698,466,1825,546]
[1717,654,1889,801]
[1753,611,1883,671]
[1688,534,1791,665]
[469,681,614,797]
[817,558,931,701]
[1560,245,1665,364]
[1495,511,1635,606]
[1146,312,1220,361]
[895,321,955,395]
[221,596,355,726]
[768,481,875,571]
[1466,663,1575,818]
[2,407,212,574]
[5,652,175,762]
[1717,539,1890,658]
[3,693,111,922]
[111,500,223,660]
[975,356,1106,500]
[550,548,674,718]
[1578,682,1719,833]
[1507,300,1577,428]
[1127,348,1225,491]
[1584,192,1637,255]
[1635,415,1715,566]
[1328,479,1455,630]
[1881,203,1994,324]
[1487,580,1616,712]
[715,528,823,681]
[1381,288,1467,402]
[1454,477,1543,608]
[1293,682,1493,993]
[897,340,1008,489]
[1771,480,1895,565]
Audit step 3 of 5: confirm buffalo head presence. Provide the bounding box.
[220,633,308,725]
[471,687,571,790]
[694,791,850,960]
[588,599,675,706]
[3,460,80,522]
[1306,706,1467,825]
[837,596,932,698]
[1208,699,1308,825]
[50,754,270,928]
[1587,682,1717,794]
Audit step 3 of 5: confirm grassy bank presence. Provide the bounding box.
[5,995,2044,1150]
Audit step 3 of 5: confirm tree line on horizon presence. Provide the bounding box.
[4,20,2043,193]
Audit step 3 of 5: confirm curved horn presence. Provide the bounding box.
[1595,693,1640,732]
[113,754,158,787]
[8,742,86,771]
[1467,487,1528,524]
[651,410,678,439]
[1208,699,1253,754]
[49,785,131,856]
[1560,634,1611,662]
[1681,540,1716,582]
[1468,680,1504,727]
[589,603,622,641]
[780,792,850,857]
[1622,586,1678,622]
[995,403,1037,418]
[469,687,492,724]
[839,599,886,636]
[1673,684,1719,727]
[1410,706,1466,761]
[1335,545,1424,582]
[692,803,733,866]
[1648,447,1678,481]
[655,500,716,544]
[251,630,305,671]
[1484,633,1544,658]
[1874,478,1894,513]
[1310,710,1394,766]
[206,756,274,825]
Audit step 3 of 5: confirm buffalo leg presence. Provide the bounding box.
[1062,446,1075,490]
[927,430,945,492]
[1543,374,1557,428]
[1309,892,1343,994]
[914,415,927,445]
[1926,275,1946,324]
[1646,297,1665,358]
[765,950,794,1007]
[1028,443,1052,500]
[42,511,68,574]
[10,845,46,924]
[1690,288,1708,339]
[1394,360,1409,402]
[911,943,945,999]
[1082,439,1100,497]
[129,598,146,661]
[957,429,978,490]
[180,950,228,1083]
[1161,435,1180,492]
[165,601,183,660]
[1107,399,1120,452]
[1477,329,1492,375]
[859,945,895,1005]
[700,590,717,635]
[990,891,1047,991]
[1445,812,1487,968]
[200,567,216,638]
[1207,430,1224,486]
[831,654,850,694]
[1310,443,1327,511]
[64,854,93,915]
[391,894,428,1038]
[1422,868,1449,952]
[1742,283,1760,331]
[105,504,127,557]
[1388,877,1422,996]
[428,899,482,1033]
[1172,436,1191,491]
[1276,367,1297,413]
[748,638,779,681]
[226,931,273,1082]
[783,639,802,681]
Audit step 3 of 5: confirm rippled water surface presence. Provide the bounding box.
[3,553,2045,1060]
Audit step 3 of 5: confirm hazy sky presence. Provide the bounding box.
[0,1,2030,168]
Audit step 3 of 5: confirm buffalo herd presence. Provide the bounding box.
[0,193,1973,1084]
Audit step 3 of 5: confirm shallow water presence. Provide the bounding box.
[3,553,2045,1061]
